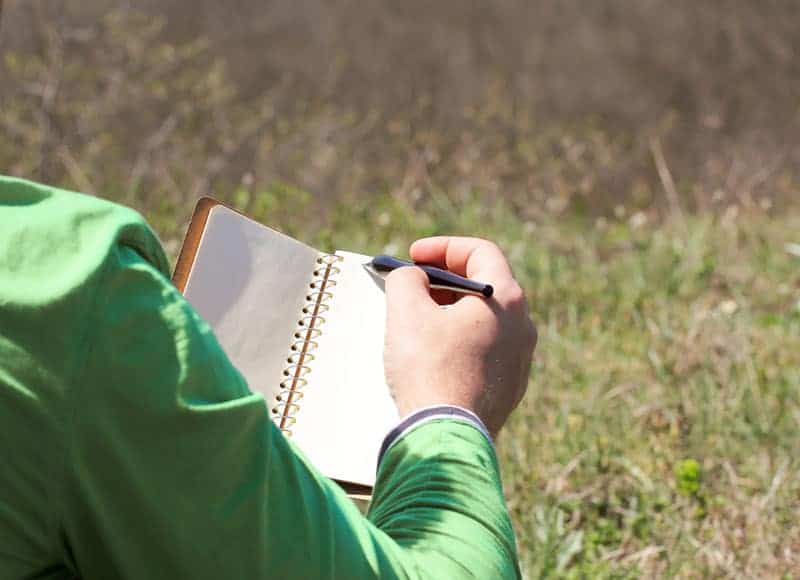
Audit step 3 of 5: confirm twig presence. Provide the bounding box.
[127,113,179,197]
[649,136,684,221]
[30,0,67,183]
[191,106,275,196]
[57,145,95,194]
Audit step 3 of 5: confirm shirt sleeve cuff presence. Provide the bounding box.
[377,405,494,468]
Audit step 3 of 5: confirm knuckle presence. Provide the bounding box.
[483,239,502,253]
[386,265,421,284]
[483,240,506,260]
[502,281,526,307]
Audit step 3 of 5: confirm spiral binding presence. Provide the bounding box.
[272,253,342,435]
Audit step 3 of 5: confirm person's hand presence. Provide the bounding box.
[384,236,537,437]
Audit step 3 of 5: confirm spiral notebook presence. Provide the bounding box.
[173,199,400,490]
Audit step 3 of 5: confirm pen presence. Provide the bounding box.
[363,254,494,298]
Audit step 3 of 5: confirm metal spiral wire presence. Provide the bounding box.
[273,253,342,435]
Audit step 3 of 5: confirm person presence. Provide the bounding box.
[0,175,536,579]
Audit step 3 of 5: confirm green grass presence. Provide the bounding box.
[142,188,800,578]
[5,6,799,576]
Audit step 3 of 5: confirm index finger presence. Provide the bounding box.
[409,236,514,282]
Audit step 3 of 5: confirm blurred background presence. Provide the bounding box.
[2,1,799,577]
[2,1,798,235]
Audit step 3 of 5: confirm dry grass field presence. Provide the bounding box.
[2,2,799,577]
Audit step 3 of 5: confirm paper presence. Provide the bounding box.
[290,251,399,486]
[182,205,320,410]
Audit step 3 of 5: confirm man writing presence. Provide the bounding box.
[0,175,536,578]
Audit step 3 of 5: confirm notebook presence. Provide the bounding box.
[173,198,400,490]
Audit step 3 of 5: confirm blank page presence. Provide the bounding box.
[291,251,399,486]
[182,205,320,412]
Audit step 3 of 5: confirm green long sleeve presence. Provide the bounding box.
[0,176,520,579]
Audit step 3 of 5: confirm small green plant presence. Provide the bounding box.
[674,459,701,497]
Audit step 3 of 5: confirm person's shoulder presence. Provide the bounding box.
[0,176,171,382]
[0,175,170,291]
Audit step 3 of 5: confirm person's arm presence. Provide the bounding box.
[59,241,531,578]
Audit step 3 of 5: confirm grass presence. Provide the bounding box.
[4,7,800,575]
[141,188,800,578]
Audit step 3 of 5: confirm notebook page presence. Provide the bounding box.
[291,251,399,486]
[182,205,320,410]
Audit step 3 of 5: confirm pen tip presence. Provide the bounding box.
[482,285,494,298]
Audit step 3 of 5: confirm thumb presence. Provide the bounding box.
[385,266,437,319]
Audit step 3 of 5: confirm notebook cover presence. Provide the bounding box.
[173,197,225,292]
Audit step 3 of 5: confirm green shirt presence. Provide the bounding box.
[0,176,520,579]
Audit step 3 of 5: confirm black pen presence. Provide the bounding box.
[363,254,494,298]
